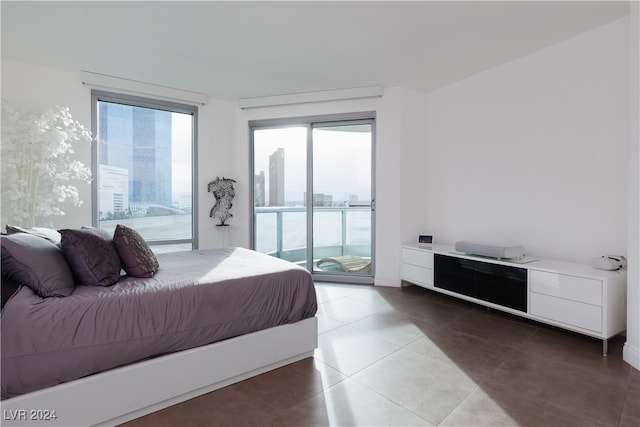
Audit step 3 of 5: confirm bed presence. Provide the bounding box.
[0,228,317,427]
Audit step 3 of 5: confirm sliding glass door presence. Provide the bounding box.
[251,113,375,283]
[252,126,307,262]
[311,123,373,277]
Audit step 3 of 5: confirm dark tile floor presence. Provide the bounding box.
[122,282,639,427]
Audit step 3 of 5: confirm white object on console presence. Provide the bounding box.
[592,255,627,271]
[455,240,524,259]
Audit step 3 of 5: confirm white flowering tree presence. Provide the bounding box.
[1,100,92,227]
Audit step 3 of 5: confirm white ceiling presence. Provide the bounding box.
[1,1,630,101]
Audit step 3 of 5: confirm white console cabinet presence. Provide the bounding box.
[400,245,627,356]
[400,246,434,288]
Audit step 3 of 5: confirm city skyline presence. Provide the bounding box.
[254,147,369,208]
[98,102,193,218]
[253,126,372,208]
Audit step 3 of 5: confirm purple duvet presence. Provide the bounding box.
[1,247,317,399]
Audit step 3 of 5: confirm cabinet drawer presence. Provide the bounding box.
[530,270,602,306]
[401,248,433,268]
[401,263,433,287]
[530,293,602,333]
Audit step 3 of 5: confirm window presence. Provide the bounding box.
[251,112,375,283]
[91,91,198,252]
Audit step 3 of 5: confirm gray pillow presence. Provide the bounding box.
[113,224,159,278]
[0,233,75,297]
[59,228,122,287]
[5,224,62,246]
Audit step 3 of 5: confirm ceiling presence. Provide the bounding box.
[1,1,630,101]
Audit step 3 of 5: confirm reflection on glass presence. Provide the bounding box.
[252,123,373,276]
[253,127,307,263]
[312,125,372,274]
[97,101,193,248]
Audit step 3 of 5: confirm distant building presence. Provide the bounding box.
[98,103,172,208]
[99,165,129,219]
[346,194,371,207]
[254,171,265,206]
[313,193,333,207]
[269,148,285,206]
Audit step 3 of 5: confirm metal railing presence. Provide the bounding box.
[254,206,371,267]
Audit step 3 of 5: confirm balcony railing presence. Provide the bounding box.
[254,206,372,269]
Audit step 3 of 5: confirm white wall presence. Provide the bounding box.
[422,17,629,265]
[197,98,238,250]
[624,2,640,371]
[1,60,93,229]
[400,88,430,245]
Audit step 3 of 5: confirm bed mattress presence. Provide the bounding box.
[1,247,317,398]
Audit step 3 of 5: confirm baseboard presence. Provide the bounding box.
[374,275,401,287]
[623,342,640,371]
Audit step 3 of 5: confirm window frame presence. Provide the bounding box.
[249,111,376,283]
[90,90,199,250]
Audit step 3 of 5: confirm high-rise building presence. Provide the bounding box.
[269,148,285,206]
[313,193,333,207]
[98,164,129,218]
[254,171,265,207]
[98,103,172,209]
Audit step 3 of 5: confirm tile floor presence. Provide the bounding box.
[122,282,639,427]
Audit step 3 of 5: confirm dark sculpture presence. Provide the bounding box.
[208,177,236,226]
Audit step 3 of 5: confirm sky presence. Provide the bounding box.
[253,126,372,205]
[169,119,373,206]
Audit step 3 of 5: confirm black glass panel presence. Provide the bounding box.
[475,262,527,312]
[434,254,528,312]
[434,254,475,297]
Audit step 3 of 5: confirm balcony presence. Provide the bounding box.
[255,206,372,273]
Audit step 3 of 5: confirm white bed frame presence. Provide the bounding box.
[0,317,318,427]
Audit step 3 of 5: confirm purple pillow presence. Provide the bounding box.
[1,233,75,297]
[113,224,159,278]
[2,274,21,309]
[59,228,122,287]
